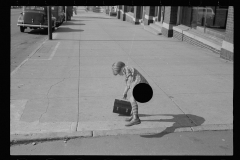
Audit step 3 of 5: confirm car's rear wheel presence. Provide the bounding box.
[20,26,25,32]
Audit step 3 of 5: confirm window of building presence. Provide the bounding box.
[140,6,143,19]
[131,6,134,13]
[140,6,147,21]
[24,6,45,11]
[181,6,192,27]
[153,6,162,22]
[181,6,228,39]
[208,6,228,29]
[127,6,134,13]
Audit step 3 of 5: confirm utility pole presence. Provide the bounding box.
[48,6,52,40]
[65,6,67,22]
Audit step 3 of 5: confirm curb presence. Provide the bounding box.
[191,124,233,132]
[10,131,93,146]
[10,124,233,146]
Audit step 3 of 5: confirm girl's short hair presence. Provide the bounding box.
[112,61,125,75]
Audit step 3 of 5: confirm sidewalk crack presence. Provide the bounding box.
[167,96,198,127]
[19,100,29,121]
[39,73,71,122]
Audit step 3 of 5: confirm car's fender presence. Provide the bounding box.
[17,13,24,25]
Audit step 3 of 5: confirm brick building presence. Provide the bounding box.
[112,6,233,61]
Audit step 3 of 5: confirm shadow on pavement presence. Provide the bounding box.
[66,19,79,21]
[27,28,48,35]
[68,19,91,21]
[55,27,84,33]
[79,16,116,19]
[62,22,86,25]
[138,114,205,138]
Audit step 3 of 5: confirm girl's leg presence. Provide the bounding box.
[125,109,133,121]
[131,100,139,120]
[125,96,141,126]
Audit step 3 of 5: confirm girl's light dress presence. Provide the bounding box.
[123,66,149,98]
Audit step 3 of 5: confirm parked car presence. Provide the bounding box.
[193,7,215,19]
[109,6,117,16]
[17,6,56,32]
[51,6,65,27]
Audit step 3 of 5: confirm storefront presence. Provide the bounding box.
[175,6,233,61]
[180,6,228,39]
[119,6,143,24]
[117,6,233,61]
[153,6,164,24]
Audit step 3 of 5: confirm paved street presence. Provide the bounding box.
[10,6,233,154]
[10,130,233,155]
[11,8,49,72]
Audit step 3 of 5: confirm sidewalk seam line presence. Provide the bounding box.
[19,100,29,121]
[48,42,60,60]
[76,38,81,132]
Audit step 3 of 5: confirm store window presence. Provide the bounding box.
[141,6,147,21]
[181,6,192,27]
[127,6,134,13]
[207,6,228,29]
[24,6,45,10]
[154,6,161,22]
[181,6,228,37]
[131,6,134,13]
[140,6,143,19]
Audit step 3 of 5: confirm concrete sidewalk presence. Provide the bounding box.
[10,7,233,144]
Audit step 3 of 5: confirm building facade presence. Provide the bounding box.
[113,6,233,61]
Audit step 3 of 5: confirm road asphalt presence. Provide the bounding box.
[10,130,233,155]
[10,7,233,145]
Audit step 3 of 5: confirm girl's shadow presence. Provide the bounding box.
[138,114,205,138]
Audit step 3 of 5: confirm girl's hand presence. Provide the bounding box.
[123,93,127,100]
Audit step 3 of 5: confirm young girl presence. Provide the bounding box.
[112,61,149,126]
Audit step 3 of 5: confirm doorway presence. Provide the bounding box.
[154,6,161,22]
[141,6,146,24]
[157,6,161,22]
[160,6,165,24]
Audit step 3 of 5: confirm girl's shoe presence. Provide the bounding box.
[125,118,141,126]
[125,116,133,122]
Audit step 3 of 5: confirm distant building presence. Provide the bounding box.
[93,6,104,13]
